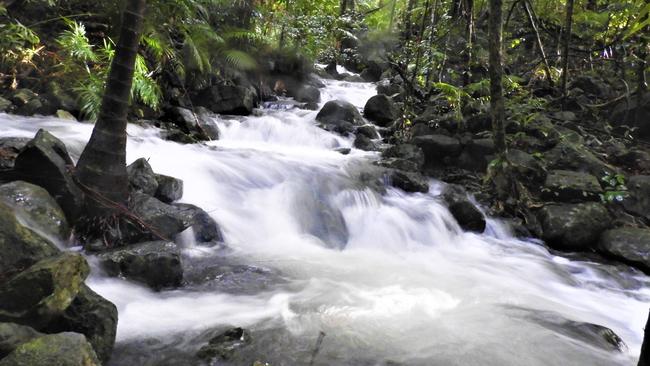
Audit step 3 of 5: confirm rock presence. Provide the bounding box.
[353,134,379,151]
[173,203,224,244]
[598,228,650,272]
[0,332,100,366]
[622,175,650,220]
[378,158,419,172]
[10,89,37,107]
[344,74,365,83]
[315,100,364,135]
[167,106,219,141]
[0,97,12,113]
[294,85,320,103]
[382,144,425,169]
[154,174,183,203]
[0,138,29,170]
[127,158,158,196]
[98,241,182,290]
[0,253,89,329]
[457,138,495,172]
[194,107,220,140]
[15,99,43,117]
[46,285,117,363]
[43,82,77,113]
[13,129,82,220]
[0,202,60,274]
[54,110,76,121]
[376,79,403,97]
[538,203,611,251]
[194,84,257,115]
[610,93,650,139]
[506,149,547,184]
[441,184,486,233]
[127,192,190,242]
[0,181,69,240]
[542,170,602,202]
[388,170,429,193]
[356,125,380,139]
[363,95,398,127]
[335,147,351,155]
[412,134,462,167]
[0,323,43,358]
[545,141,615,177]
[410,122,436,138]
[197,327,251,362]
[293,187,348,250]
[570,76,611,99]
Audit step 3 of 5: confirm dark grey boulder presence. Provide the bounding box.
[294,85,320,103]
[155,174,183,203]
[598,228,650,272]
[382,144,425,170]
[389,170,429,193]
[127,192,191,242]
[0,138,29,170]
[0,323,43,358]
[610,93,650,139]
[167,106,220,141]
[353,134,380,151]
[315,100,364,135]
[197,327,251,362]
[0,97,11,113]
[545,141,615,177]
[542,170,602,202]
[13,129,82,220]
[622,175,650,220]
[506,149,547,185]
[378,158,419,172]
[0,332,100,366]
[46,285,117,363]
[194,84,257,116]
[412,134,462,167]
[538,202,611,251]
[356,125,380,139]
[363,94,398,127]
[457,138,495,172]
[173,203,224,244]
[0,181,69,240]
[441,184,485,233]
[127,158,158,196]
[98,241,182,290]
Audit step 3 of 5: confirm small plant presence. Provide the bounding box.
[600,172,629,203]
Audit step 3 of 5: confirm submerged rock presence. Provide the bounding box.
[98,241,182,290]
[127,158,158,196]
[0,181,69,240]
[197,327,251,362]
[538,203,611,251]
[598,228,650,273]
[174,203,223,244]
[316,100,364,135]
[0,332,100,366]
[441,184,485,233]
[364,94,398,127]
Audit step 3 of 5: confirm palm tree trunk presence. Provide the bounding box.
[489,0,506,155]
[75,0,147,216]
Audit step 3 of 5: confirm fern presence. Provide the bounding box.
[74,73,104,121]
[132,55,162,110]
[57,19,96,63]
[223,49,257,70]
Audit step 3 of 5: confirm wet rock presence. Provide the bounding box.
[356,125,380,139]
[0,323,43,358]
[376,79,403,97]
[10,89,37,108]
[441,184,485,233]
[0,97,11,113]
[538,202,611,251]
[167,106,219,141]
[0,253,89,329]
[316,100,364,135]
[194,107,221,140]
[622,175,650,220]
[0,202,60,274]
[13,129,82,220]
[173,203,224,244]
[0,138,28,170]
[545,141,615,177]
[46,285,117,363]
[598,228,650,272]
[0,181,69,240]
[335,147,351,155]
[154,174,183,203]
[542,170,602,202]
[197,327,251,362]
[344,74,365,83]
[127,158,158,196]
[127,192,190,242]
[353,134,380,151]
[382,144,425,170]
[294,187,349,249]
[412,134,462,167]
[364,94,398,127]
[98,241,182,290]
[0,332,100,366]
[54,110,76,121]
[378,158,419,172]
[294,85,320,103]
[194,84,257,116]
[457,138,495,172]
[388,170,429,193]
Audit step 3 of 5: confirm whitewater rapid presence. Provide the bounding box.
[0,78,648,365]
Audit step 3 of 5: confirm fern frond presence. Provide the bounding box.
[223,49,257,70]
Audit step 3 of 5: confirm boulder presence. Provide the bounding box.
[315,100,364,135]
[610,93,650,139]
[127,192,190,242]
[410,122,437,138]
[197,327,251,362]
[294,85,320,103]
[10,89,37,108]
[356,125,380,139]
[622,175,650,220]
[388,170,429,193]
[194,107,221,140]
[363,95,398,127]
[382,144,425,170]
[412,134,462,167]
[506,149,547,185]
[378,158,419,172]
[441,184,485,233]
[353,134,380,151]
[46,285,117,363]
[598,228,650,272]
[173,203,224,244]
[194,84,257,115]
[570,76,611,99]
[98,241,182,290]
[542,170,602,202]
[0,202,60,274]
[545,141,615,177]
[0,181,69,240]
[0,323,43,358]
[43,82,77,113]
[0,332,100,366]
[0,138,29,170]
[0,97,11,113]
[154,174,183,203]
[54,110,76,121]
[167,106,220,141]
[376,79,403,97]
[457,138,495,172]
[127,158,158,196]
[0,253,89,329]
[13,130,82,220]
[538,203,611,251]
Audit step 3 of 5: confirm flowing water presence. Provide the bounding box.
[0,79,649,365]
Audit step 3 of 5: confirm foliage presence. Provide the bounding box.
[600,172,629,203]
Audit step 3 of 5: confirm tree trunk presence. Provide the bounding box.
[425,0,440,87]
[523,0,554,87]
[340,0,348,15]
[489,0,506,155]
[388,0,397,31]
[403,0,417,41]
[463,0,474,85]
[640,310,650,366]
[411,0,432,86]
[636,22,648,125]
[561,0,575,103]
[74,0,147,216]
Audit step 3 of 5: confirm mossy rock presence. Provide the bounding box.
[0,332,100,366]
[0,323,43,358]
